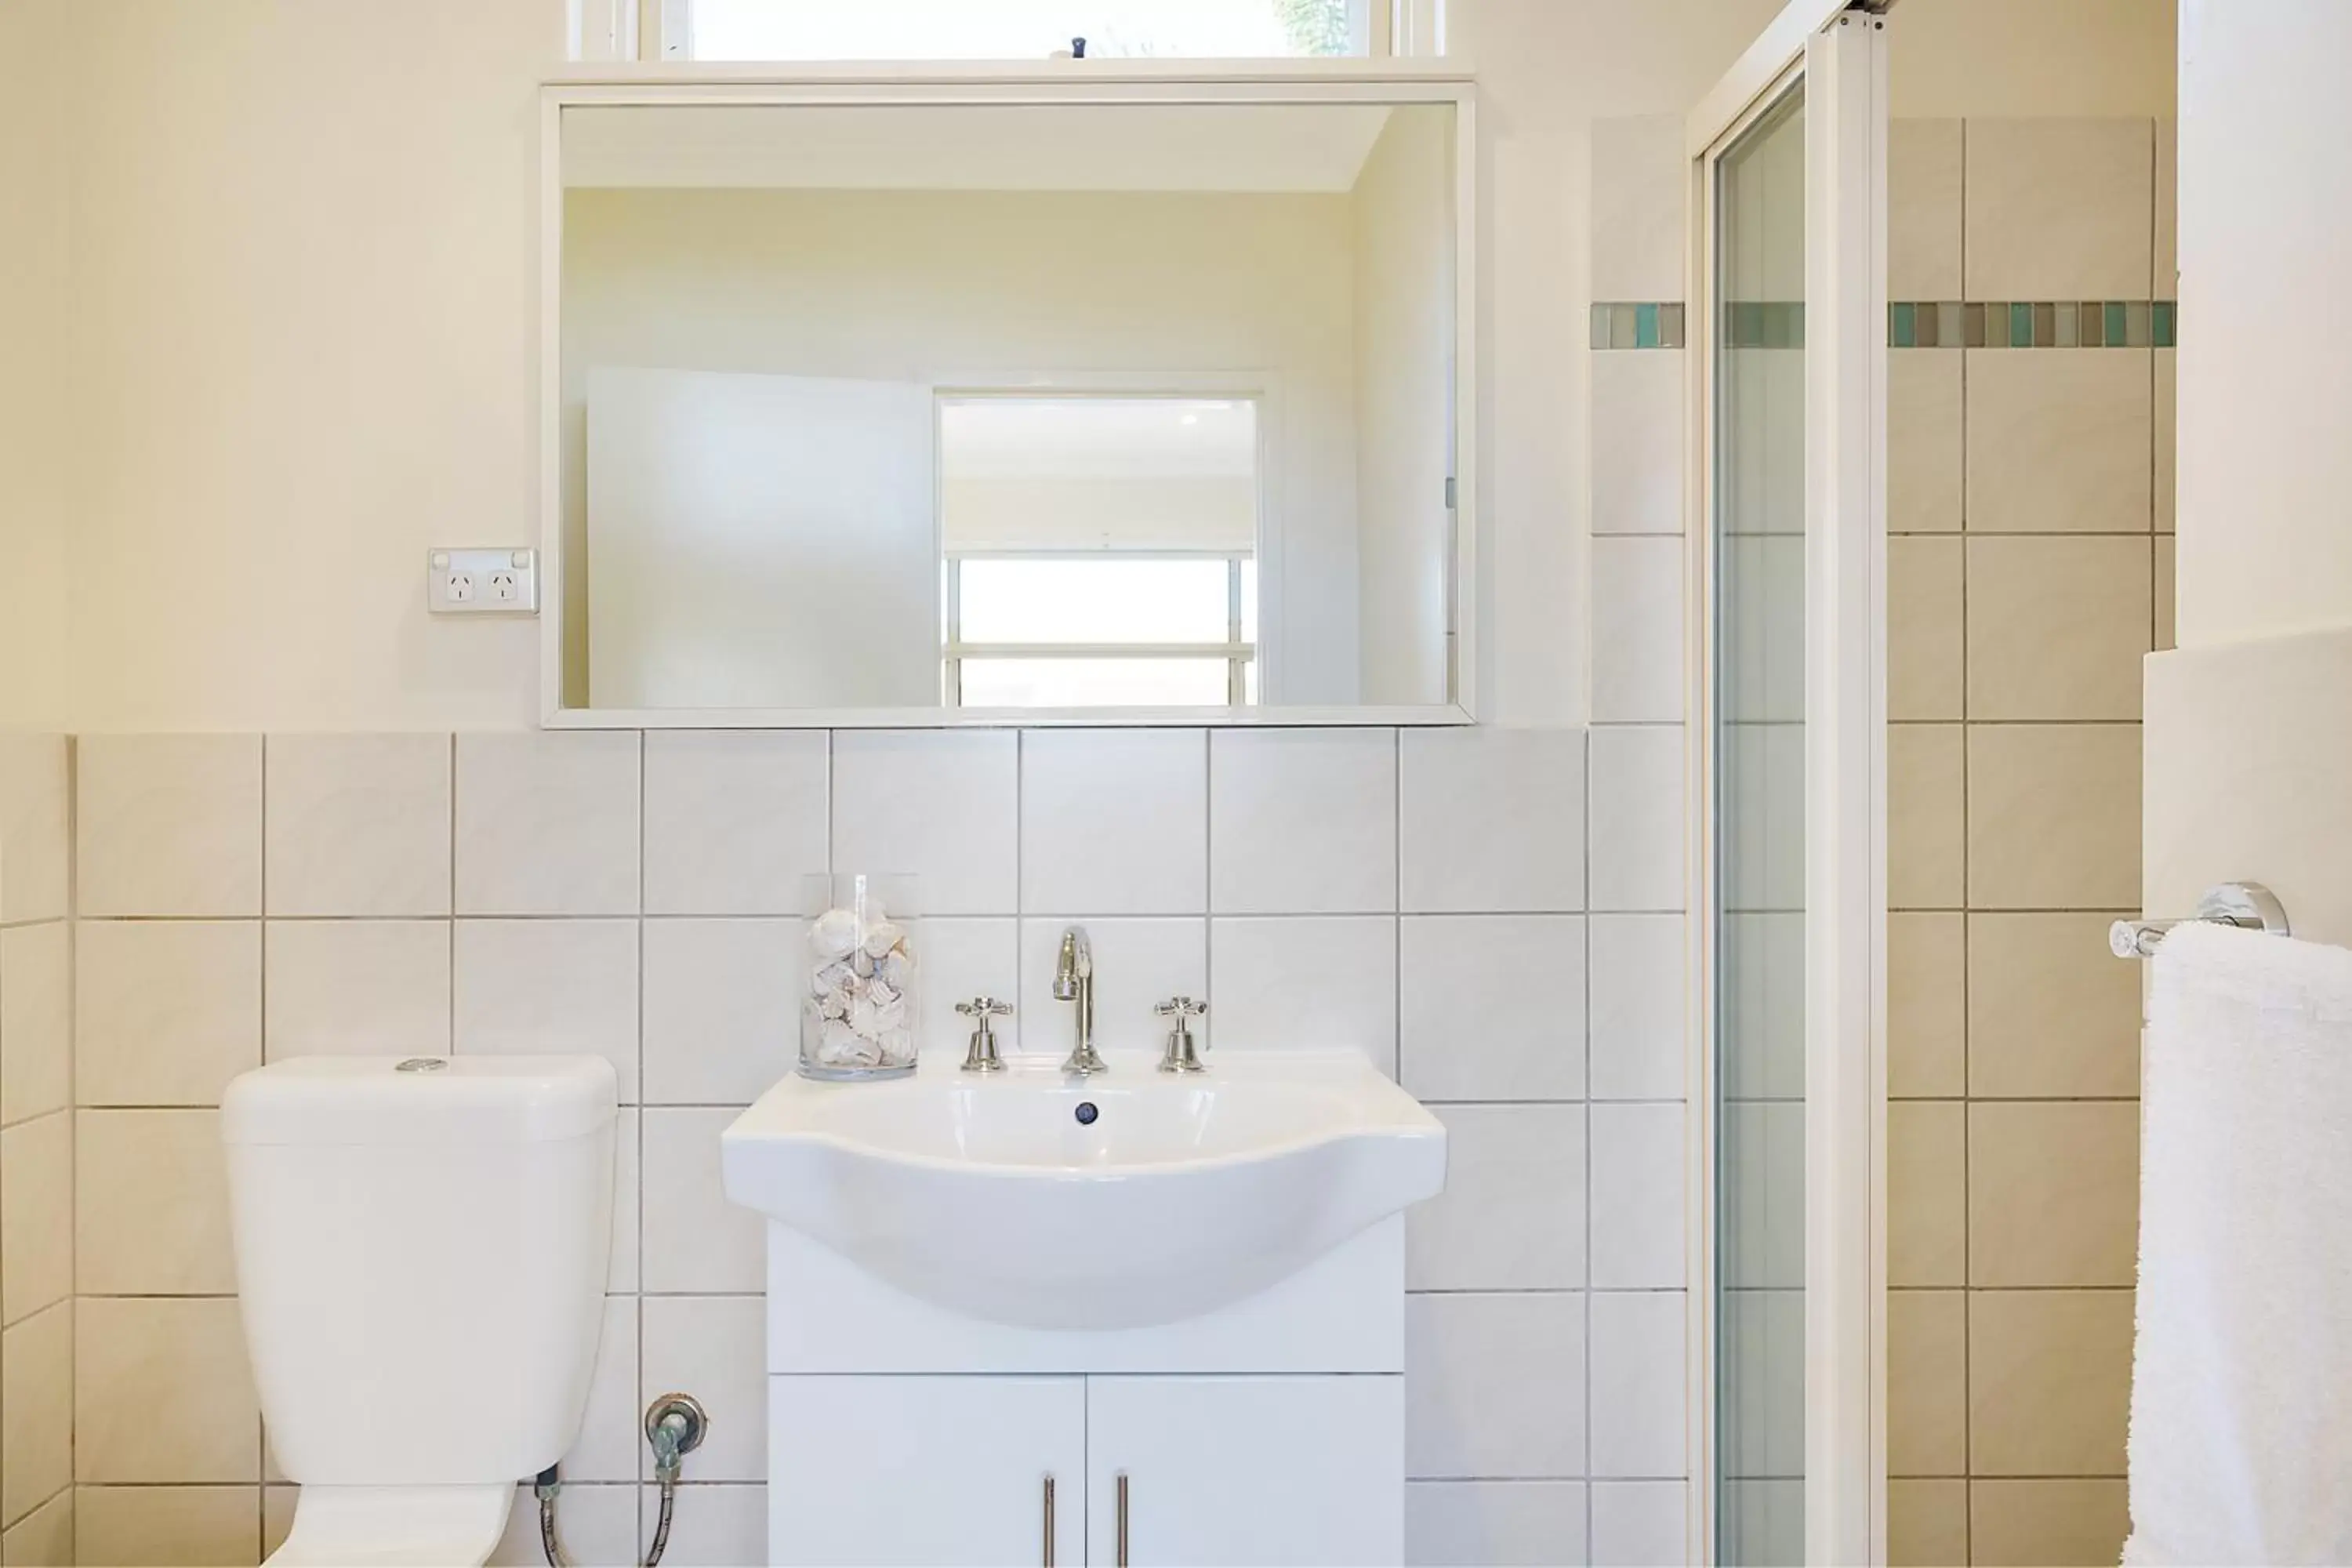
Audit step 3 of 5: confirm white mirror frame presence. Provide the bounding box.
[538,67,1479,729]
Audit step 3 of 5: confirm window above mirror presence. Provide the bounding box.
[673,0,1376,60]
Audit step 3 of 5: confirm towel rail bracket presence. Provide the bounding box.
[2109,881,2291,959]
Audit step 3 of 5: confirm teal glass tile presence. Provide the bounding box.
[1890,301,1915,347]
[2103,301,2127,346]
[2009,302,2033,348]
[2153,299,2176,347]
[1635,302,1660,349]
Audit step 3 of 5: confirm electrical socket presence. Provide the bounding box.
[428,548,538,615]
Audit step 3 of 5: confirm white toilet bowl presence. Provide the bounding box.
[222,1054,617,1566]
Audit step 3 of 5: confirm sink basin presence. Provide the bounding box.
[720,1050,1446,1330]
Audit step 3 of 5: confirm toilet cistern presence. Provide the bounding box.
[1052,926,1107,1076]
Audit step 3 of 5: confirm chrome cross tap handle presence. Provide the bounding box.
[956,996,1013,1073]
[1154,996,1209,1074]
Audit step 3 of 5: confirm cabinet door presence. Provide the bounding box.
[1085,1376,1403,1566]
[768,1375,1083,1566]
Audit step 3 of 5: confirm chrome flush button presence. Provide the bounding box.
[395,1058,448,1073]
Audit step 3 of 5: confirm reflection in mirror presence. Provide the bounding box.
[559,100,1460,716]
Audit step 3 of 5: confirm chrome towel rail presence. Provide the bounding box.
[2109,881,2291,959]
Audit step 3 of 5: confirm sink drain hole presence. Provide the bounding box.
[1074,1102,1099,1125]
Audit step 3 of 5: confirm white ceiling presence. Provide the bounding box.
[562,102,1397,194]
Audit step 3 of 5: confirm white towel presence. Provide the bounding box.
[2125,922,2352,1566]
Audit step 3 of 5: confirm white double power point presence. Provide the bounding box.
[427,548,539,615]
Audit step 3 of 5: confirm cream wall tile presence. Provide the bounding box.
[1592,351,1683,535]
[1209,729,1396,915]
[1400,916,1584,1102]
[265,734,450,916]
[1890,119,1963,299]
[1406,1104,1584,1291]
[1586,913,1682,1102]
[76,1110,235,1296]
[1968,1290,2132,1477]
[1890,351,1962,536]
[1017,917,1203,1058]
[1964,118,2153,299]
[1400,728,1585,913]
[1208,916,1396,1076]
[78,735,262,917]
[71,1486,256,1566]
[1404,1294,1584,1479]
[1969,1102,2138,1288]
[1888,1102,1965,1288]
[1965,351,2153,535]
[453,919,639,1101]
[0,924,69,1124]
[2154,533,2176,651]
[75,1296,260,1483]
[1889,913,1965,1098]
[1967,913,2140,1098]
[1887,1290,1966,1478]
[1591,114,1682,301]
[641,919,798,1105]
[1589,1102,1683,1288]
[1891,536,1964,721]
[2,1487,72,1565]
[1589,539,1684,724]
[1969,1479,2129,1567]
[1966,537,2152,720]
[1890,725,1965,910]
[75,920,259,1106]
[1404,1480,1587,1568]
[1888,1479,1967,1568]
[831,731,1017,916]
[0,735,69,925]
[2154,347,2176,534]
[640,1298,766,1483]
[1589,1481,1685,1567]
[1966,726,2141,910]
[2154,118,2176,290]
[641,1109,764,1295]
[643,731,828,916]
[263,920,449,1059]
[1,1112,70,1323]
[455,732,640,916]
[1019,731,1207,916]
[1588,727,1684,913]
[1587,1291,1686,1479]
[2,1303,71,1526]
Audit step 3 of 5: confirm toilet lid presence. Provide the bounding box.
[266,1483,514,1566]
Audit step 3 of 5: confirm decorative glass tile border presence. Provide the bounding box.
[1890,299,2177,349]
[1590,301,1686,350]
[1722,302,1805,349]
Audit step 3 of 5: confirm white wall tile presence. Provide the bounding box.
[1406,1293,1584,1479]
[1407,1105,1584,1291]
[1591,114,1682,301]
[641,1107,764,1294]
[74,920,260,1106]
[78,735,262,917]
[1588,728,1685,913]
[455,919,640,1102]
[0,922,70,1124]
[1590,1479,1687,1566]
[831,731,1018,916]
[1399,916,1583,1102]
[644,731,829,916]
[489,1481,637,1567]
[455,732,640,916]
[608,1108,639,1293]
[1019,730,1207,915]
[75,1109,235,1296]
[563,1296,641,1483]
[640,1297,766,1483]
[263,920,449,1059]
[1209,730,1396,914]
[1399,728,1585,914]
[0,733,69,924]
[74,1297,260,1484]
[1017,917,1204,1059]
[1964,118,2154,300]
[1590,539,1685,724]
[641,920,799,1105]
[1586,914,1685,1102]
[1889,118,1963,301]
[1589,1102,1686,1289]
[1588,1292,1687,1478]
[1592,351,1683,536]
[912,918,1021,1063]
[652,1484,769,1567]
[265,733,451,916]
[1405,1479,1587,1568]
[1208,916,1396,1076]
[0,1112,71,1323]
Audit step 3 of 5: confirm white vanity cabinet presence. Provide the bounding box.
[769,1374,1399,1567]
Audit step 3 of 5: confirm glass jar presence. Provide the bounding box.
[800,873,920,1080]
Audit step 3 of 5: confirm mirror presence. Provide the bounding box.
[551,93,1467,720]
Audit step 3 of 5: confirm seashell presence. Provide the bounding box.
[862,920,904,960]
[880,949,916,989]
[811,960,855,998]
[848,993,884,1037]
[851,948,875,978]
[819,986,851,1021]
[819,1018,873,1065]
[809,909,861,961]
[867,978,899,1010]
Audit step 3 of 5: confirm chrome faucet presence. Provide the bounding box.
[1052,926,1107,1076]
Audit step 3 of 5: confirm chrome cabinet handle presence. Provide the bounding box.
[1116,1472,1130,1566]
[1041,1475,1055,1566]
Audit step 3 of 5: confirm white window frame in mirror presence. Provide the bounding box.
[538,72,1479,729]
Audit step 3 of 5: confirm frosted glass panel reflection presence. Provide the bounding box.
[959,559,1234,645]
[959,659,1235,707]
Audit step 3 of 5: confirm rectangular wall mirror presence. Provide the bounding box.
[544,84,1474,726]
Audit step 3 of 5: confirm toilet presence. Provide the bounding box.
[222,1054,618,1566]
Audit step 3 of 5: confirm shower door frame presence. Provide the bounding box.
[1682,5,1889,1564]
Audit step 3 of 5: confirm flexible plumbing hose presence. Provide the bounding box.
[538,1472,681,1568]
